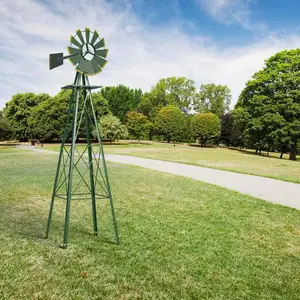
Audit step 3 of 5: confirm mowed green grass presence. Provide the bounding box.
[44,142,300,183]
[1,148,300,299]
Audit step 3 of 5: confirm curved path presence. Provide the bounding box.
[18,146,300,210]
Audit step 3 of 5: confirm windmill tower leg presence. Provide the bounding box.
[86,76,120,245]
[82,75,98,236]
[61,75,81,249]
[45,72,80,240]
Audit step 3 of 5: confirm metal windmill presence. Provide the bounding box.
[45,28,119,249]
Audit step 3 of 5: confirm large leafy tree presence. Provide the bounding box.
[230,107,250,148]
[138,77,196,116]
[4,93,50,140]
[126,111,152,143]
[0,111,15,141]
[101,85,142,122]
[28,90,71,142]
[99,115,128,144]
[92,91,111,119]
[154,105,185,146]
[190,112,221,146]
[194,83,232,117]
[219,112,233,147]
[138,92,161,119]
[237,49,300,160]
[27,90,110,142]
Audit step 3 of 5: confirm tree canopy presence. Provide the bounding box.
[101,85,142,122]
[3,51,300,157]
[237,49,300,160]
[139,77,196,117]
[126,111,152,143]
[4,93,51,140]
[190,112,221,146]
[99,115,128,143]
[27,90,71,141]
[0,111,14,141]
[92,92,111,118]
[194,83,231,117]
[154,105,185,145]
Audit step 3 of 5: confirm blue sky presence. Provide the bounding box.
[1,0,300,109]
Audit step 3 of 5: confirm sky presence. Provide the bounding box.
[1,0,300,109]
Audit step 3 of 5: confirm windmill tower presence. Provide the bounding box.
[45,28,119,249]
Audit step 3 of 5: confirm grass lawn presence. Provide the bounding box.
[43,141,300,183]
[1,148,300,299]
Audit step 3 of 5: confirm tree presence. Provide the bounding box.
[138,92,158,118]
[101,85,142,122]
[219,112,233,146]
[154,105,185,146]
[4,93,50,140]
[138,77,196,116]
[27,90,111,142]
[237,49,300,160]
[231,107,250,148]
[126,111,152,143]
[99,115,128,144]
[190,112,221,146]
[0,111,15,141]
[194,83,231,117]
[27,90,71,142]
[92,91,111,119]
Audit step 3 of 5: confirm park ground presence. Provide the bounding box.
[1,145,300,299]
[43,141,300,183]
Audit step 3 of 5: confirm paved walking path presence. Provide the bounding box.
[17,145,300,210]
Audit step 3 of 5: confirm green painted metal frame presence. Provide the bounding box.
[45,72,119,249]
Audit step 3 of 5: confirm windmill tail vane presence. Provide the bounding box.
[46,28,119,249]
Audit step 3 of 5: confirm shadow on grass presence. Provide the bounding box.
[188,143,217,148]
[226,147,300,161]
[0,203,118,248]
[0,205,46,241]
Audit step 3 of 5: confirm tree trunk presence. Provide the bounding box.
[173,140,175,147]
[138,139,140,144]
[149,130,152,141]
[280,152,284,159]
[289,143,297,161]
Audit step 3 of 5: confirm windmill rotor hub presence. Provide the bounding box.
[82,43,95,61]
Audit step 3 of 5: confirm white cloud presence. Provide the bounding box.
[0,0,300,110]
[197,0,257,29]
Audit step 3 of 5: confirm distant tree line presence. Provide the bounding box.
[1,48,299,160]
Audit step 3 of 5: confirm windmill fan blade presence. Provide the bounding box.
[70,35,82,48]
[69,55,81,66]
[67,46,81,65]
[90,30,99,45]
[76,29,85,44]
[94,55,108,69]
[91,59,103,75]
[95,49,108,58]
[67,46,80,56]
[94,38,105,49]
[76,57,94,75]
[85,27,90,43]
